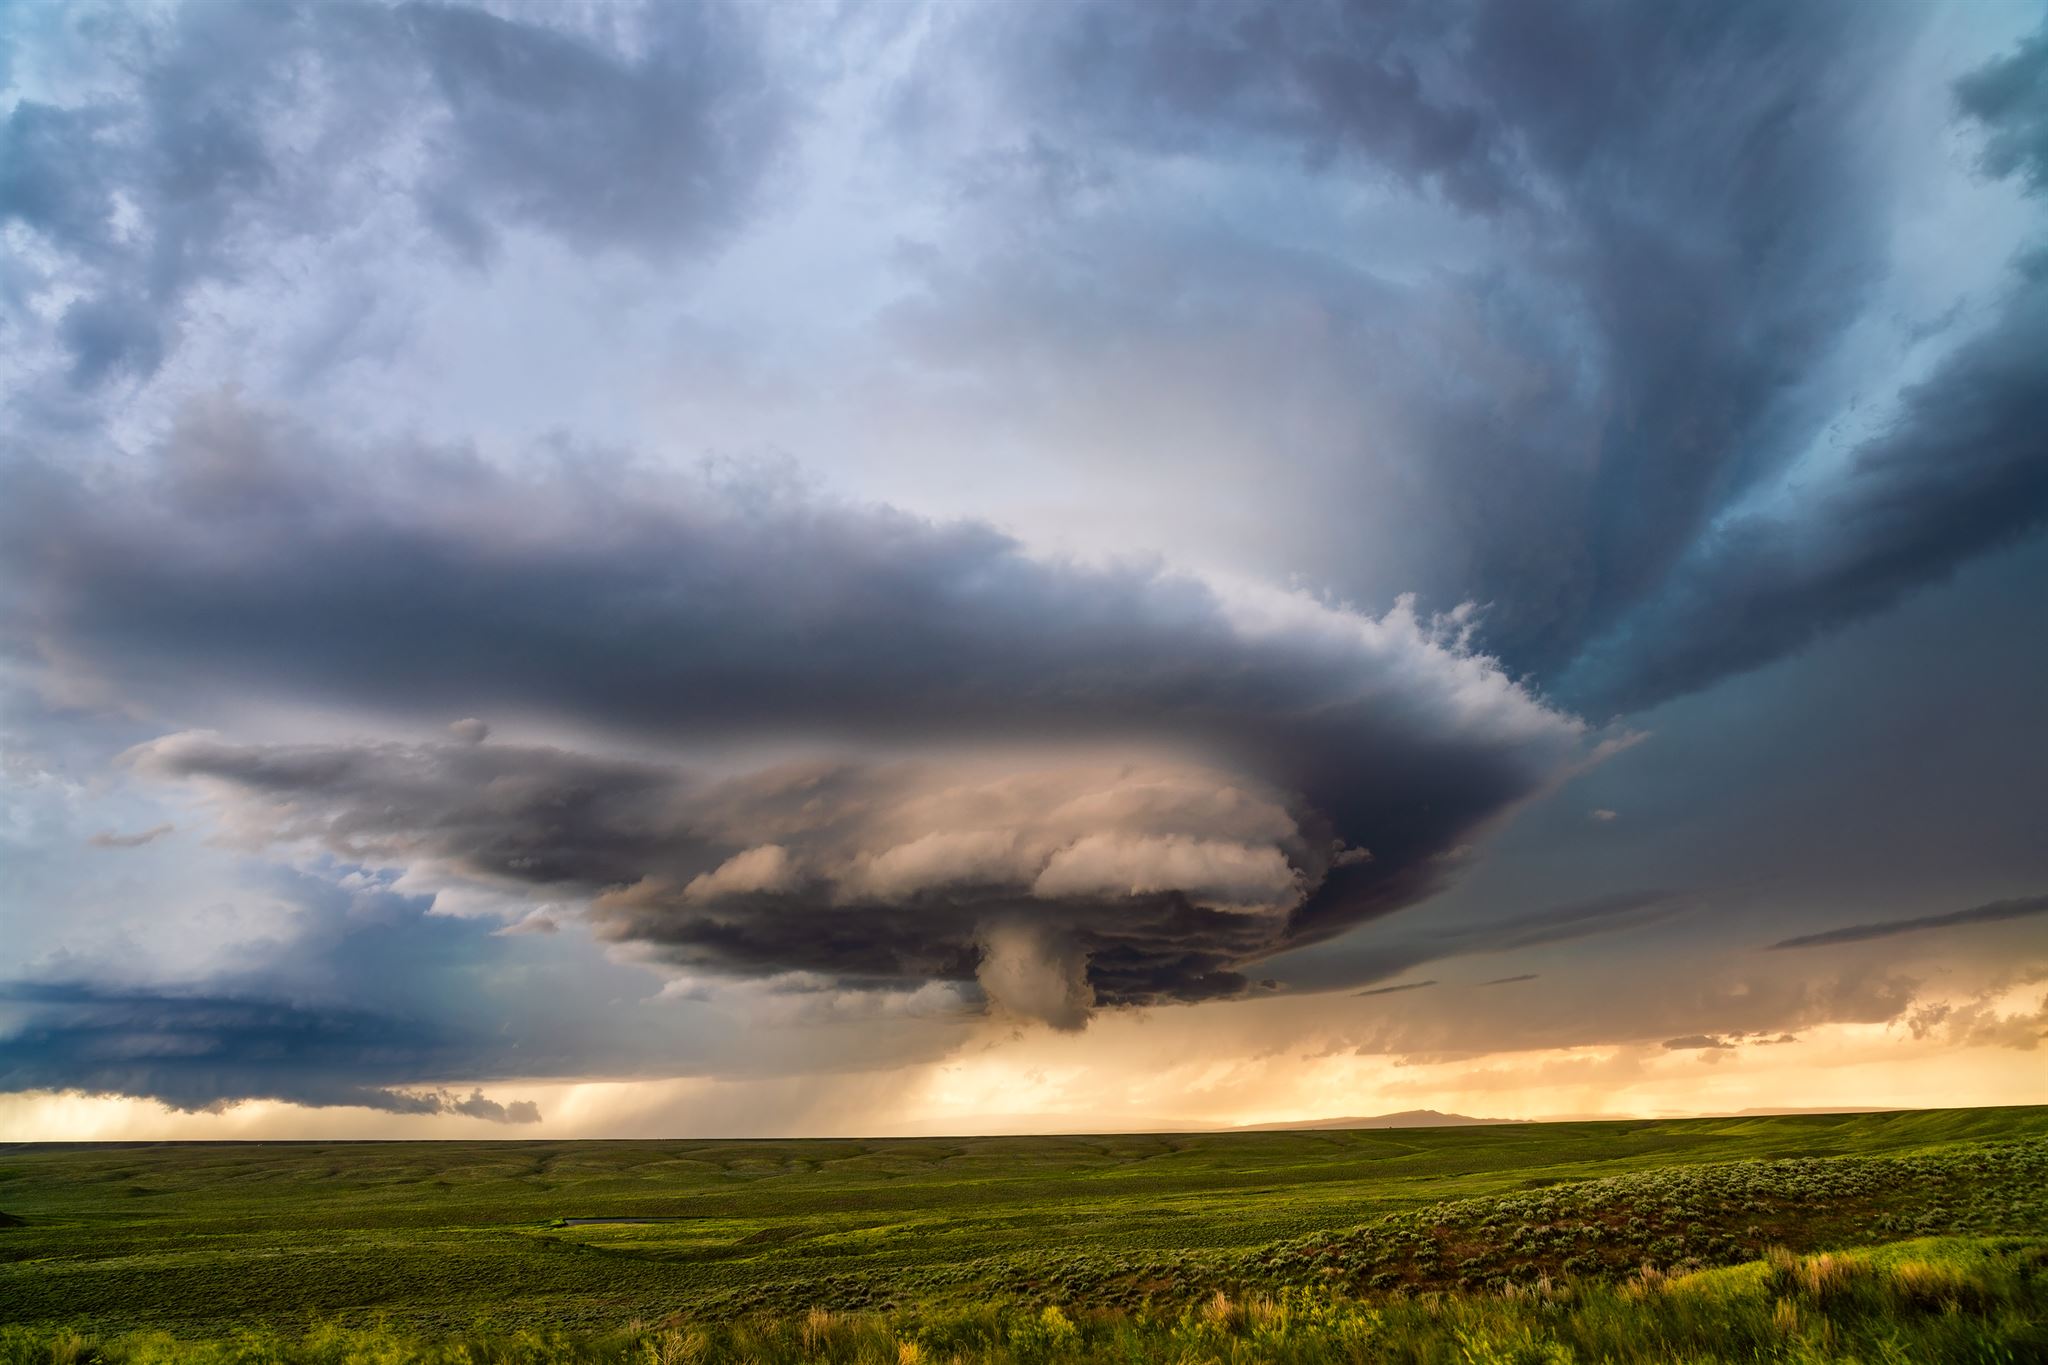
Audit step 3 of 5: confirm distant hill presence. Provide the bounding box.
[1725,1106,1902,1117]
[1235,1109,1514,1131]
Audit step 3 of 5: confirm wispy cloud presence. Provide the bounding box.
[1273,889,1677,994]
[1357,979,1438,998]
[87,823,174,849]
[1768,894,2048,950]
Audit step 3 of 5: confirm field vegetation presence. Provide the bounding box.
[1,1106,2043,1362]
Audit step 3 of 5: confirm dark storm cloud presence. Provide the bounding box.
[124,731,1256,1017]
[1768,894,2048,952]
[1482,8,2048,709]
[0,873,553,1118]
[5,401,1580,795]
[1554,19,2048,711]
[1957,22,2048,192]
[113,720,1525,1022]
[0,0,787,389]
[913,0,2047,712]
[2,396,1593,1022]
[0,982,535,1120]
[1562,273,2048,714]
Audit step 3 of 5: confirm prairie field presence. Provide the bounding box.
[2,1106,2045,1362]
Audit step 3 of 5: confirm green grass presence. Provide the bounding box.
[0,1106,2043,1355]
[2,1238,2044,1363]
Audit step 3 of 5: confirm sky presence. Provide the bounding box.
[1,0,2045,1141]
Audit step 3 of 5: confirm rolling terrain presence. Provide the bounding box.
[1,1106,2044,1360]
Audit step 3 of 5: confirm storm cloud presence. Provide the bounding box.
[1956,22,2048,192]
[1562,271,2048,714]
[0,982,540,1120]
[0,871,563,1118]
[900,0,2047,712]
[0,397,1598,1026]
[5,399,1576,788]
[0,0,786,395]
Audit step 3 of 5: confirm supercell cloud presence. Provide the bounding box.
[4,402,1588,1024]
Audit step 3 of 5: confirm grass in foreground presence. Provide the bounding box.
[1,1237,2042,1364]
[3,1107,2043,1335]
[2,1107,2044,1360]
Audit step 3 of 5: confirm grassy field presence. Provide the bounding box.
[2,1106,2044,1360]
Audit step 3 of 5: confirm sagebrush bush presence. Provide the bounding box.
[2,1238,2042,1365]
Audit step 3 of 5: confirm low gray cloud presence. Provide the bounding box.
[1480,973,1538,987]
[1661,1034,1736,1051]
[447,1089,541,1124]
[0,978,544,1122]
[1768,893,2048,951]
[1912,991,2048,1053]
[0,864,641,1118]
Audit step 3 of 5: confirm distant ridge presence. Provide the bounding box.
[1235,1109,1514,1131]
[1724,1106,1902,1117]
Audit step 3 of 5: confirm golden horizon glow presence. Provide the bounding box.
[4,983,2040,1143]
